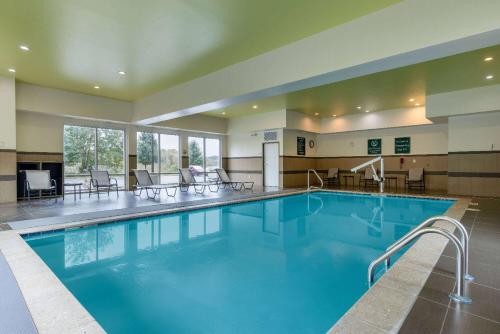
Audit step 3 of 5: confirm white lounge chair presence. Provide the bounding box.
[24,170,57,201]
[133,169,178,199]
[179,168,219,194]
[406,167,425,190]
[325,168,339,187]
[215,168,253,190]
[359,168,378,188]
[89,170,119,198]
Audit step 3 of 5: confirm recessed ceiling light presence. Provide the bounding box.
[118,71,126,75]
[19,44,30,52]
[409,98,415,102]
[484,57,493,62]
[415,103,420,106]
[94,85,100,89]
[332,114,337,117]
[314,112,319,116]
[252,105,258,109]
[485,75,494,80]
[365,110,370,113]
[8,68,16,73]
[356,106,362,109]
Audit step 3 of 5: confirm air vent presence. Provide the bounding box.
[264,131,277,141]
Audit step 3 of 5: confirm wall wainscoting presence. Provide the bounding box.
[448,151,500,197]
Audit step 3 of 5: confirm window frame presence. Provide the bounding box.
[63,124,126,190]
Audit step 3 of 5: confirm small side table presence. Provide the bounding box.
[385,176,398,190]
[343,175,355,187]
[64,182,83,200]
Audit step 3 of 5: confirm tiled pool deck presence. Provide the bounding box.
[0,187,498,333]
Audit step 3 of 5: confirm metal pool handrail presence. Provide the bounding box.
[368,227,472,304]
[307,169,323,190]
[385,215,474,281]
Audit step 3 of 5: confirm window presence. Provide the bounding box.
[137,132,179,183]
[64,125,125,189]
[188,137,220,182]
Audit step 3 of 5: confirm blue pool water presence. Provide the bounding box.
[25,192,453,334]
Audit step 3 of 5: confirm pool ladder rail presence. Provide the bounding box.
[368,216,473,304]
[307,169,324,190]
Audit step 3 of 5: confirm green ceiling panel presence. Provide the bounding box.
[0,0,400,100]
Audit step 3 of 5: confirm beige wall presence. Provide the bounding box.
[16,82,134,123]
[0,76,17,203]
[317,124,448,157]
[448,112,500,152]
[155,114,228,135]
[321,107,432,134]
[427,84,500,119]
[0,77,16,150]
[16,111,64,153]
[282,129,317,157]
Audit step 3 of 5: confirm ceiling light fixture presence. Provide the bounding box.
[356,106,362,109]
[332,114,337,117]
[94,85,100,89]
[415,103,420,106]
[19,44,30,52]
[8,68,16,73]
[314,112,319,116]
[252,105,258,109]
[221,111,226,115]
[409,98,415,102]
[486,74,494,80]
[484,57,493,62]
[365,110,370,113]
[118,71,126,75]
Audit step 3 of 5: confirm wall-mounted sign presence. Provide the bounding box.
[297,137,306,156]
[368,138,382,155]
[395,137,411,154]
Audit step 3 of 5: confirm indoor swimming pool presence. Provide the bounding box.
[25,192,454,333]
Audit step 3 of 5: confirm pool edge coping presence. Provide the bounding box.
[0,189,467,334]
[327,195,470,333]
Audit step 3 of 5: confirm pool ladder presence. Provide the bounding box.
[307,169,323,190]
[368,216,473,304]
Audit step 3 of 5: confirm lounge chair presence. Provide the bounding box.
[215,168,254,190]
[406,167,425,190]
[24,170,57,201]
[359,167,378,188]
[179,168,219,194]
[89,170,119,198]
[133,169,178,199]
[324,168,339,187]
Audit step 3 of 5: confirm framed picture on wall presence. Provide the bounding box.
[297,137,306,156]
[368,138,382,155]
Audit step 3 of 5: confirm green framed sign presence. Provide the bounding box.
[368,138,382,155]
[395,137,411,154]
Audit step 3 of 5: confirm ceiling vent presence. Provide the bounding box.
[264,131,278,141]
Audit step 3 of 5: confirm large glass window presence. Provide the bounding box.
[188,137,220,182]
[137,132,179,184]
[64,125,125,189]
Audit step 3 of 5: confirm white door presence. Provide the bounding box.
[264,142,279,187]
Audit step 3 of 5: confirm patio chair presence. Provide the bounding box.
[406,167,425,190]
[179,168,219,194]
[324,168,339,187]
[215,168,254,190]
[133,169,178,199]
[89,170,119,198]
[359,167,378,188]
[24,170,57,201]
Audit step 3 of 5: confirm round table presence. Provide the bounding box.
[63,182,83,200]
